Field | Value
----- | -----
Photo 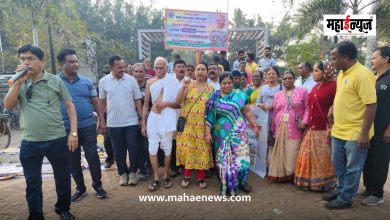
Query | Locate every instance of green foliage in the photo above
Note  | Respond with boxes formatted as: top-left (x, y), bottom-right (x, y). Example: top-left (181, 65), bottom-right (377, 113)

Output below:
top-left (284, 37), bottom-right (322, 73)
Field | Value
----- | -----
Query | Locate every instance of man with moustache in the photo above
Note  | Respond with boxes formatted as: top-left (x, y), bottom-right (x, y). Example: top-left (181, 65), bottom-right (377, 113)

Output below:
top-left (57, 48), bottom-right (107, 202)
top-left (207, 63), bottom-right (221, 91)
top-left (4, 44), bottom-right (78, 220)
top-left (99, 55), bottom-right (143, 186)
top-left (141, 57), bottom-right (180, 191)
top-left (359, 46), bottom-right (390, 206)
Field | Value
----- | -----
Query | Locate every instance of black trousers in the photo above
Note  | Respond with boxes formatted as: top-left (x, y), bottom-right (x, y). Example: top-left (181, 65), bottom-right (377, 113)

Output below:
top-left (363, 136), bottom-right (390, 198)
top-left (103, 113), bottom-right (114, 163)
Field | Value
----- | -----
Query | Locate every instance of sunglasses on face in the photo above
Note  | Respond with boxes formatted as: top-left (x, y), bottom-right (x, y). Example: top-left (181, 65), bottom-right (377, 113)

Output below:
top-left (26, 83), bottom-right (33, 102)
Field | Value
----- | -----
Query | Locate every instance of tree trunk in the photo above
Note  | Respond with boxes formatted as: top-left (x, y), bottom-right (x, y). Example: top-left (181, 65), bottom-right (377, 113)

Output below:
top-left (48, 21), bottom-right (56, 74)
top-left (32, 21), bottom-right (39, 46)
top-left (0, 31), bottom-right (4, 73)
top-left (364, 0), bottom-right (381, 69)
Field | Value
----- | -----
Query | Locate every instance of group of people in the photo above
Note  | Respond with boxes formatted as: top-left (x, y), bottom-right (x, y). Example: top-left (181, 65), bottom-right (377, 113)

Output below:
top-left (4, 41), bottom-right (389, 220)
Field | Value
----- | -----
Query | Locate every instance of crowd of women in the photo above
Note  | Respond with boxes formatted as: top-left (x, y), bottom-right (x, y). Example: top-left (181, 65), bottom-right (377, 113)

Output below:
top-left (141, 54), bottom-right (339, 197)
top-left (103, 42), bottom-right (390, 210)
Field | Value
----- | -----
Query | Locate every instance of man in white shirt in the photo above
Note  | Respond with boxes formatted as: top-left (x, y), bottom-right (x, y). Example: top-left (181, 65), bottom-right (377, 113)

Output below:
top-left (99, 55), bottom-right (143, 187)
top-left (232, 49), bottom-right (246, 70)
top-left (207, 63), bottom-right (221, 91)
top-left (294, 62), bottom-right (316, 92)
top-left (258, 47), bottom-right (277, 72)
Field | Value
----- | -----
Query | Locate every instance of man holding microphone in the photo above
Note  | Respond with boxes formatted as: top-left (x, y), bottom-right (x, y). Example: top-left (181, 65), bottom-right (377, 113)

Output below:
top-left (4, 44), bottom-right (78, 220)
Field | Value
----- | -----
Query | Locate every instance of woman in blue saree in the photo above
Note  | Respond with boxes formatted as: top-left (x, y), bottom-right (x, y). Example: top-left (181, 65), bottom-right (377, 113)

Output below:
top-left (205, 72), bottom-right (260, 196)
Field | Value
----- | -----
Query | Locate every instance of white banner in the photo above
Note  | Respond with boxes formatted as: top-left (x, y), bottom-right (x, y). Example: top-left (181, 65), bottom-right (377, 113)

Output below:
top-left (248, 106), bottom-right (269, 178)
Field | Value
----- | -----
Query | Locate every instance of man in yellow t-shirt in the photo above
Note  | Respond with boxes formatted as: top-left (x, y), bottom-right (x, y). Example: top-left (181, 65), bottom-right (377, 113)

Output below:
top-left (245, 53), bottom-right (258, 76)
top-left (324, 41), bottom-right (377, 210)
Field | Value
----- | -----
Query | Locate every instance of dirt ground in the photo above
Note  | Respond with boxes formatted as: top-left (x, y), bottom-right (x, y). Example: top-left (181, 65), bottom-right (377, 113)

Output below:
top-left (1, 129), bottom-right (389, 220)
top-left (1, 167), bottom-right (390, 220)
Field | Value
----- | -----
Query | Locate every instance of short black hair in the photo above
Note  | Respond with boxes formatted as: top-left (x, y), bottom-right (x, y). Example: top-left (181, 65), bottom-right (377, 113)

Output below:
top-left (264, 47), bottom-right (271, 51)
top-left (374, 46), bottom-right (390, 63)
top-left (332, 41), bottom-right (358, 60)
top-left (220, 51), bottom-right (227, 55)
top-left (242, 72), bottom-right (249, 79)
top-left (108, 55), bottom-right (124, 66)
top-left (18, 44), bottom-right (45, 60)
top-left (247, 53), bottom-right (255, 60)
top-left (219, 72), bottom-right (234, 84)
top-left (302, 61), bottom-right (312, 71)
top-left (186, 64), bottom-right (195, 69)
top-left (57, 48), bottom-right (76, 63)
top-left (237, 49), bottom-right (245, 55)
top-left (213, 56), bottom-right (221, 63)
top-left (174, 59), bottom-right (186, 68)
top-left (173, 54), bottom-right (181, 59)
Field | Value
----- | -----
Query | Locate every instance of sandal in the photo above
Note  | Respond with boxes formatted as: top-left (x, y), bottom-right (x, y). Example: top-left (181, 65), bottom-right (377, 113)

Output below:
top-left (198, 179), bottom-right (207, 189)
top-left (181, 177), bottom-right (190, 188)
top-left (149, 180), bottom-right (161, 191)
top-left (163, 178), bottom-right (173, 188)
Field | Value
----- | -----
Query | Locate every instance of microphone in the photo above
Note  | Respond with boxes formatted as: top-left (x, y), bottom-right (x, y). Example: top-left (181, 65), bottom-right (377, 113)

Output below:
top-left (7, 68), bottom-right (31, 85)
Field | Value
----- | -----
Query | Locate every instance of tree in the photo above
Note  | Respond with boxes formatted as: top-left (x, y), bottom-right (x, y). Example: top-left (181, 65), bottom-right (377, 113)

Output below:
top-left (284, 36), bottom-right (322, 73)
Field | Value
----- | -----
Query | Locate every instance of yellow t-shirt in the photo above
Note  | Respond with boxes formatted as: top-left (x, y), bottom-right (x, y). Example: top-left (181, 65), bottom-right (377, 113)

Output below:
top-left (332, 62), bottom-right (377, 140)
top-left (249, 87), bottom-right (260, 105)
top-left (246, 62), bottom-right (258, 75)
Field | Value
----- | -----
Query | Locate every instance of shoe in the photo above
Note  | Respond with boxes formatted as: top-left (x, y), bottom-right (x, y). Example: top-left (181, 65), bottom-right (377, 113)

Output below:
top-left (322, 190), bottom-right (338, 201)
top-left (355, 190), bottom-right (370, 198)
top-left (325, 199), bottom-right (352, 210)
top-left (104, 161), bottom-right (114, 169)
top-left (128, 172), bottom-right (138, 186)
top-left (119, 173), bottom-right (128, 186)
top-left (362, 195), bottom-right (384, 206)
top-left (95, 187), bottom-right (107, 199)
top-left (138, 173), bottom-right (148, 181)
top-left (241, 183), bottom-right (252, 193)
top-left (58, 211), bottom-right (76, 220)
top-left (71, 190), bottom-right (87, 202)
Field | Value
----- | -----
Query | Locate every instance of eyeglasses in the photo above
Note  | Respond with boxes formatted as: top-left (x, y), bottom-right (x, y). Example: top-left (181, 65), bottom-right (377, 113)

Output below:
top-left (19, 56), bottom-right (38, 62)
top-left (26, 83), bottom-right (33, 102)
top-left (282, 77), bottom-right (294, 80)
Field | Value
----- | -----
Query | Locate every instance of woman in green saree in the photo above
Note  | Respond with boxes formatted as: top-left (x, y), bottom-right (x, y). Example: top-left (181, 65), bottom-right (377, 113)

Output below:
top-left (205, 72), bottom-right (260, 196)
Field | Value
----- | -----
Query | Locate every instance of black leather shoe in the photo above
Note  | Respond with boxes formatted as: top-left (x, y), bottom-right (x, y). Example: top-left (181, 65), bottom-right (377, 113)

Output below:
top-left (104, 161), bottom-right (114, 169)
top-left (322, 190), bottom-right (338, 201)
top-left (58, 211), bottom-right (76, 220)
top-left (325, 199), bottom-right (352, 210)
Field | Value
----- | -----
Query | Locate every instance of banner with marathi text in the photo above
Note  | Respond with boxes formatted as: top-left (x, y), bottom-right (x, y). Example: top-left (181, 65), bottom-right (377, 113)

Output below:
top-left (248, 106), bottom-right (269, 178)
top-left (164, 9), bottom-right (228, 51)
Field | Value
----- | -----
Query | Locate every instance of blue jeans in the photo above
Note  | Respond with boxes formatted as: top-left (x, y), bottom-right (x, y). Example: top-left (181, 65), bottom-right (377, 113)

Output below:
top-left (331, 136), bottom-right (368, 204)
top-left (67, 125), bottom-right (102, 192)
top-left (108, 125), bottom-right (141, 175)
top-left (20, 136), bottom-right (71, 220)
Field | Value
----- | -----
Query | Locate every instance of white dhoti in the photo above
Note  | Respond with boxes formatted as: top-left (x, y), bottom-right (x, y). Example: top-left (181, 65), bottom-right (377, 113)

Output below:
top-left (147, 112), bottom-right (174, 156)
top-left (147, 74), bottom-right (180, 156)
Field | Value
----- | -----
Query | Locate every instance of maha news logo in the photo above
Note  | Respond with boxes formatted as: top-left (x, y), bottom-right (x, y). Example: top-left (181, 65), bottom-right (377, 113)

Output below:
top-left (323, 14), bottom-right (376, 37)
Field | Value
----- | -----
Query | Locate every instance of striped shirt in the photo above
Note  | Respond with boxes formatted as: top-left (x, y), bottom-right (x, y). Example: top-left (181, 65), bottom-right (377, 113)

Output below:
top-left (99, 73), bottom-right (142, 127)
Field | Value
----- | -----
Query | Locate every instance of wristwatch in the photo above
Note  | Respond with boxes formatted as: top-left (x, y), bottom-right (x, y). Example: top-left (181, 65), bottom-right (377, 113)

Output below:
top-left (71, 132), bottom-right (78, 137)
